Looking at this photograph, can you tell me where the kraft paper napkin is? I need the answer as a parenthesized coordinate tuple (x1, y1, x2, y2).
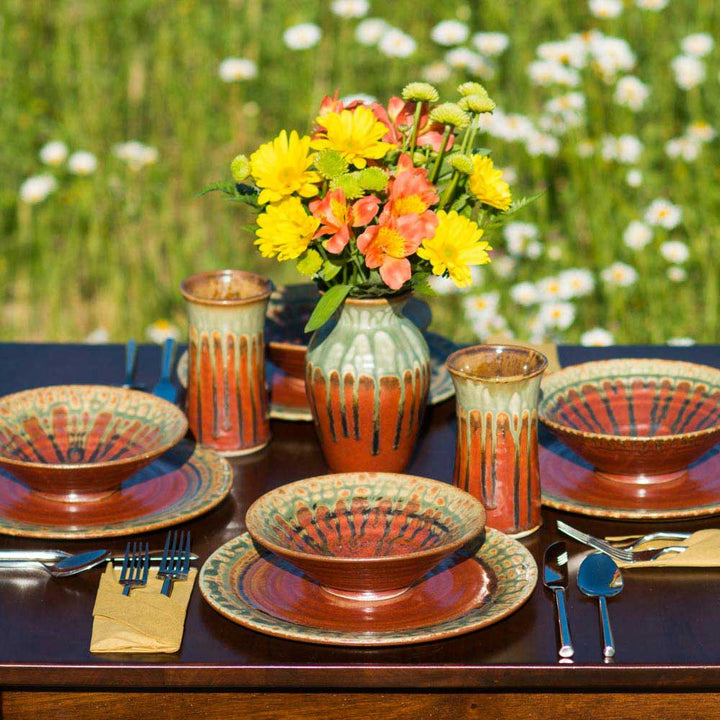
(90, 564, 196, 653)
(606, 529, 720, 569)
(485, 336, 562, 374)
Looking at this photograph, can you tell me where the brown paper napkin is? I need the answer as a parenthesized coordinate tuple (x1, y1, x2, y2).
(485, 336, 561, 374)
(90, 564, 196, 653)
(606, 529, 720, 569)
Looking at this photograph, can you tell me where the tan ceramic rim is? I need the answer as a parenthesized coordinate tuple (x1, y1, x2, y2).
(245, 472, 486, 567)
(180, 269, 273, 307)
(446, 344, 548, 384)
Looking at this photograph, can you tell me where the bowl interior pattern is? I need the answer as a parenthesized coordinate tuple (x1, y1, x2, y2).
(246, 473, 485, 560)
(540, 359, 720, 439)
(0, 385, 187, 466)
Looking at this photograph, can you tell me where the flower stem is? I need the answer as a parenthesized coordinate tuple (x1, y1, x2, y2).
(409, 102, 423, 153)
(429, 125, 453, 185)
(440, 170, 460, 209)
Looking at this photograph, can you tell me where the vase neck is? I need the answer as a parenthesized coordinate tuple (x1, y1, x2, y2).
(337, 296, 408, 330)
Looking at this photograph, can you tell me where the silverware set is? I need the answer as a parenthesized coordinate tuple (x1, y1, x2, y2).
(119, 530, 193, 597)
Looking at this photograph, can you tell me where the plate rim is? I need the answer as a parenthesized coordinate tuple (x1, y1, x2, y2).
(199, 527, 537, 646)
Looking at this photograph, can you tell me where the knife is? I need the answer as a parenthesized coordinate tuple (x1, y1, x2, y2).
(543, 541, 574, 659)
(0, 549, 199, 565)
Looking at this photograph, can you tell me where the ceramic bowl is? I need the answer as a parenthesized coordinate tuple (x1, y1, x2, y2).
(539, 358, 720, 485)
(0, 385, 188, 502)
(245, 472, 486, 602)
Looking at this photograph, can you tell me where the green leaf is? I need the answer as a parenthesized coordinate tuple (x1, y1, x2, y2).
(304, 284, 352, 333)
(196, 181, 260, 206)
(321, 260, 343, 281)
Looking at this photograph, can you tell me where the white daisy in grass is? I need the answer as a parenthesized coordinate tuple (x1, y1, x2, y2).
(526, 241, 543, 259)
(545, 92, 586, 114)
(528, 59, 580, 87)
(536, 276, 564, 302)
(39, 140, 68, 166)
(665, 136, 701, 161)
(510, 281, 539, 306)
(463, 291, 500, 322)
(445, 47, 482, 70)
(68, 151, 98, 176)
(614, 76, 649, 111)
(547, 244, 563, 261)
(589, 0, 623, 18)
(504, 222, 539, 257)
(575, 140, 595, 158)
(558, 268, 595, 298)
(218, 57, 257, 82)
(601, 262, 639, 287)
(113, 141, 159, 171)
(471, 313, 510, 342)
(538, 301, 576, 331)
(635, 0, 668, 9)
(19, 174, 57, 204)
(422, 61, 452, 84)
(283, 23, 322, 50)
(84, 328, 110, 344)
(667, 266, 687, 283)
(472, 32, 510, 57)
(500, 166, 517, 185)
(581, 327, 614, 346)
(671, 55, 705, 90)
(589, 35, 636, 80)
(430, 20, 469, 46)
(485, 110, 535, 143)
(525, 131, 560, 157)
(537, 38, 588, 69)
(492, 255, 516, 279)
(660, 240, 690, 264)
(681, 33, 714, 58)
(331, 0, 369, 18)
(667, 337, 695, 346)
(378, 28, 416, 57)
(145, 319, 181, 344)
(644, 199, 682, 229)
(625, 169, 643, 187)
(686, 121, 716, 143)
(623, 220, 652, 250)
(355, 18, 388, 45)
(601, 135, 643, 164)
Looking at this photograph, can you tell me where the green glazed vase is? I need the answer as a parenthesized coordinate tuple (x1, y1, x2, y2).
(305, 295, 431, 473)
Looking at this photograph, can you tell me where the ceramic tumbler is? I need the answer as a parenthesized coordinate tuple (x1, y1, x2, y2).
(180, 270, 272, 455)
(447, 345, 548, 538)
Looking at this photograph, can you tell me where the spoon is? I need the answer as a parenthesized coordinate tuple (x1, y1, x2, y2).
(577, 552, 624, 658)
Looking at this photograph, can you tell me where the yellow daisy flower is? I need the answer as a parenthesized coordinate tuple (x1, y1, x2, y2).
(250, 130, 320, 205)
(417, 210, 491, 288)
(255, 197, 320, 261)
(311, 106, 394, 169)
(467, 155, 512, 211)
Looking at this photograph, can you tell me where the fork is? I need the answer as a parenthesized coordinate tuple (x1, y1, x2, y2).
(605, 531, 692, 550)
(157, 529, 191, 597)
(557, 520, 688, 564)
(119, 541, 150, 595)
(152, 338, 178, 403)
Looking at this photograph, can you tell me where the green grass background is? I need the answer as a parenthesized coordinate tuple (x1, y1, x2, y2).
(2, 0, 719, 343)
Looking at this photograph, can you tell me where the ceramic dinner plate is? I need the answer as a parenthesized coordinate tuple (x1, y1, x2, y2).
(0, 441, 233, 539)
(177, 330, 460, 422)
(540, 435, 720, 520)
(199, 527, 537, 646)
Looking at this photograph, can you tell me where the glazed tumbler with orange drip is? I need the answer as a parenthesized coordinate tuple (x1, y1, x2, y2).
(447, 345, 548, 537)
(180, 269, 272, 456)
(305, 294, 430, 473)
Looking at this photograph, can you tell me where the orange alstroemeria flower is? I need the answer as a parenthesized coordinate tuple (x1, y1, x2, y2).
(357, 214, 431, 290)
(371, 97, 453, 153)
(309, 189, 380, 254)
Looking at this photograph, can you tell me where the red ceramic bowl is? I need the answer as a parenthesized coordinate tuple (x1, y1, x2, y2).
(245, 472, 486, 602)
(0, 385, 188, 502)
(539, 359, 720, 485)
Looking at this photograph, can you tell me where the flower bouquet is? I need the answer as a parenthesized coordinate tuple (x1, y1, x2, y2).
(209, 81, 524, 472)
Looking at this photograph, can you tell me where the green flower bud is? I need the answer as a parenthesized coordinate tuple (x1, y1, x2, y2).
(230, 154, 250, 183)
(330, 173, 364, 200)
(412, 151, 428, 166)
(459, 93, 496, 114)
(449, 154, 474, 174)
(401, 81, 440, 103)
(429, 103, 471, 129)
(296, 249, 323, 277)
(315, 149, 348, 179)
(457, 82, 488, 98)
(355, 167, 388, 192)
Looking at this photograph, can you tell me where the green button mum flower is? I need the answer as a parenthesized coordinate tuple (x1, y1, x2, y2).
(330, 173, 364, 199)
(401, 82, 440, 103)
(449, 154, 474, 174)
(230, 154, 250, 182)
(356, 167, 388, 192)
(315, 149, 349, 179)
(457, 82, 488, 98)
(459, 94, 496, 114)
(429, 103, 471, 129)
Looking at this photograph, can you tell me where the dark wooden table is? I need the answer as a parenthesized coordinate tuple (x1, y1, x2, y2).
(2, 343, 720, 720)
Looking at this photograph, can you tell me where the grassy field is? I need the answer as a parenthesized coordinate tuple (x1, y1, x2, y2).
(3, 0, 719, 345)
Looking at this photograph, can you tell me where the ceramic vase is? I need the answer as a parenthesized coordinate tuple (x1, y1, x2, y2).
(305, 295, 430, 473)
(447, 345, 548, 538)
(180, 269, 272, 455)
